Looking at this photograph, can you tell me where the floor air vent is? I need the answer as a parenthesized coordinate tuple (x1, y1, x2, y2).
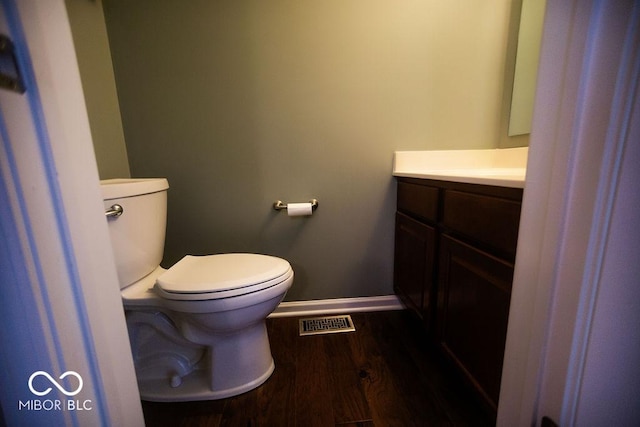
(299, 315, 356, 336)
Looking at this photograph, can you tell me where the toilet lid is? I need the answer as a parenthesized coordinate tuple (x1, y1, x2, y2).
(155, 254, 292, 300)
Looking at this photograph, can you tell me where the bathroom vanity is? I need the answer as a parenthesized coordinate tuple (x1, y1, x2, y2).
(392, 148, 526, 416)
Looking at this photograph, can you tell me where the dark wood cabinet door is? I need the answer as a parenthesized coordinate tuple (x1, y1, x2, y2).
(437, 234, 513, 411)
(394, 212, 436, 328)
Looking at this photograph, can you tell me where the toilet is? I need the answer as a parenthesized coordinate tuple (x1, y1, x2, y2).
(100, 178, 293, 401)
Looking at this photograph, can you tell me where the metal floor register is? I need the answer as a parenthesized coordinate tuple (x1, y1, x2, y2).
(299, 315, 356, 336)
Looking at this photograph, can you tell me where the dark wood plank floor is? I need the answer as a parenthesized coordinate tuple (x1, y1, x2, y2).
(141, 310, 492, 426)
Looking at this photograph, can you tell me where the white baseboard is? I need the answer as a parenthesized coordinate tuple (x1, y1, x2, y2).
(269, 295, 405, 318)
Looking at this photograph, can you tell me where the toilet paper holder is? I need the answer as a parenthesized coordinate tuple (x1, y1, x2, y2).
(273, 199, 319, 212)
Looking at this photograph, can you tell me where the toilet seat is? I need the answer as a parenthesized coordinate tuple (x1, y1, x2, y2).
(155, 254, 292, 301)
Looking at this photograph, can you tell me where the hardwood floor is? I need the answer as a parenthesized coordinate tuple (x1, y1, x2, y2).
(141, 310, 492, 426)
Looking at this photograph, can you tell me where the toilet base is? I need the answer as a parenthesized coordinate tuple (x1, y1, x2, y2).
(133, 319, 277, 401)
(138, 358, 275, 402)
(124, 274, 292, 402)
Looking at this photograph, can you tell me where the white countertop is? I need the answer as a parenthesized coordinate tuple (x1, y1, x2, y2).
(393, 147, 527, 188)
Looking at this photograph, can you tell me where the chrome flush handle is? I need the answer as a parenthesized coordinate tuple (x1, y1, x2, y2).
(105, 204, 123, 218)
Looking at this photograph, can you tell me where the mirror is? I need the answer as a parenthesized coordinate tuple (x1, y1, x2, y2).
(508, 0, 547, 136)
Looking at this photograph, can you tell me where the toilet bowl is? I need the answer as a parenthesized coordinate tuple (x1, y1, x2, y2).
(101, 178, 293, 401)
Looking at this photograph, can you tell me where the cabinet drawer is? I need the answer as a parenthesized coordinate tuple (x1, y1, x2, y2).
(397, 182, 439, 222)
(443, 190, 521, 258)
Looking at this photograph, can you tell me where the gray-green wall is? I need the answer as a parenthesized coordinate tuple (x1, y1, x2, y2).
(98, 0, 515, 301)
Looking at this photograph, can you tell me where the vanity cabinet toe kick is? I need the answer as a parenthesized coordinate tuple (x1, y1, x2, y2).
(393, 177, 523, 418)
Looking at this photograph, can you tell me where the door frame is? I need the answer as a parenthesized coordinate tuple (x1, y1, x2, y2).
(498, 0, 640, 425)
(0, 0, 143, 425)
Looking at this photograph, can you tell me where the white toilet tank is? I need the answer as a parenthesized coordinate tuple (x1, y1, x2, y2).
(101, 178, 169, 289)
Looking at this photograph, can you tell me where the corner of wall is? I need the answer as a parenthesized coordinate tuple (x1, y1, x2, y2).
(65, 0, 130, 179)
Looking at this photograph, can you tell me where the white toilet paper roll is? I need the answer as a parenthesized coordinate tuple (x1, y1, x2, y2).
(287, 202, 313, 216)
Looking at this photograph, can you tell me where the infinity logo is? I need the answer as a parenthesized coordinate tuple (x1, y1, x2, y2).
(28, 371, 83, 397)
